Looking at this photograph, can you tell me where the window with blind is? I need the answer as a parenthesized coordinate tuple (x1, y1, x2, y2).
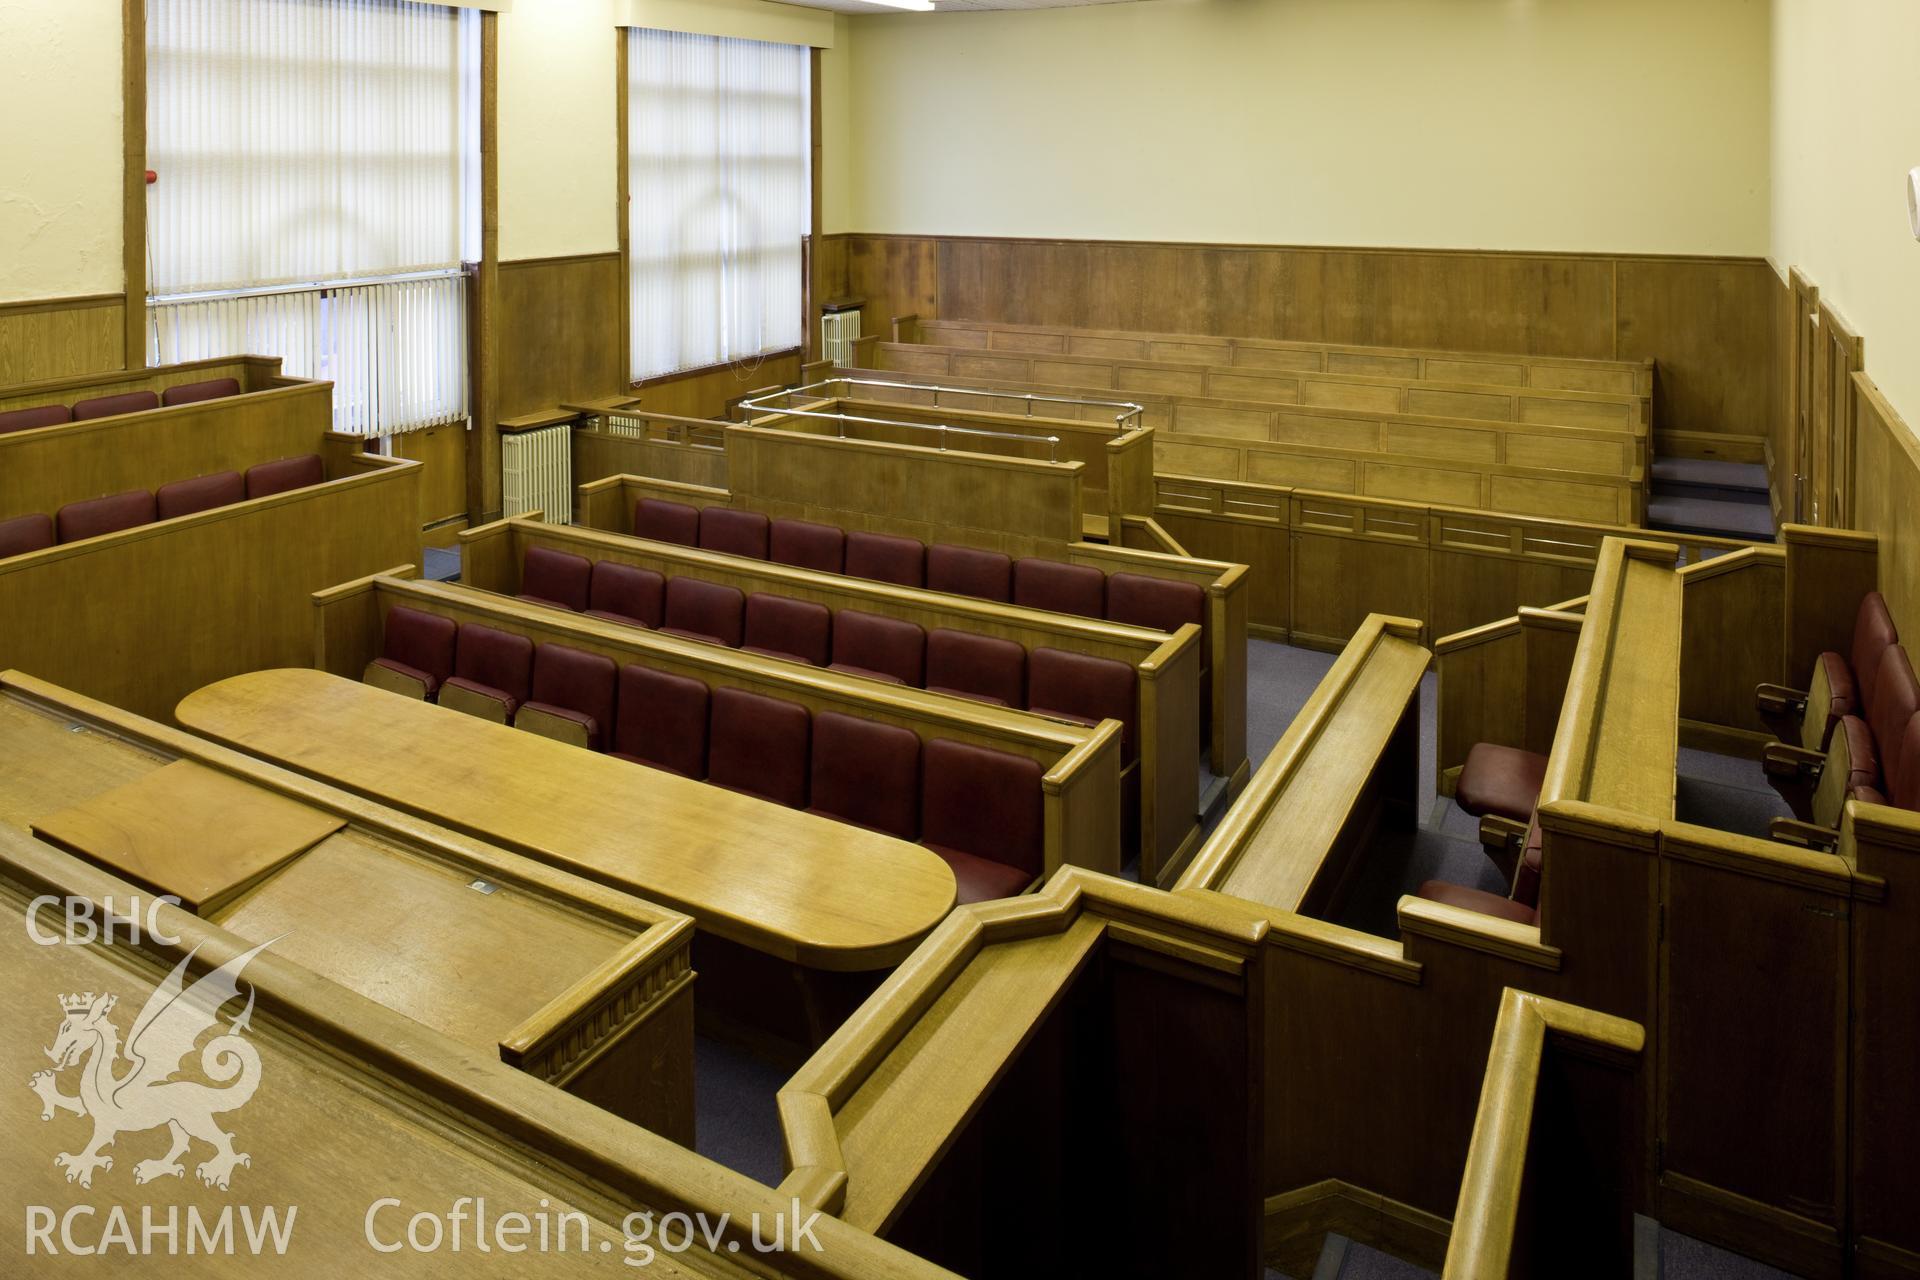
(145, 0, 480, 436)
(625, 29, 811, 382)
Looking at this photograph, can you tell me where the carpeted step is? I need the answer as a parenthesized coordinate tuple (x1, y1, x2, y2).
(1650, 457, 1771, 505)
(1647, 495, 1776, 541)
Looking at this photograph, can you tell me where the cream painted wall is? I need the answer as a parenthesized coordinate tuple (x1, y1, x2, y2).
(498, 0, 621, 261)
(1772, 0, 1920, 431)
(821, 16, 853, 233)
(842, 0, 1771, 256)
(0, 0, 124, 303)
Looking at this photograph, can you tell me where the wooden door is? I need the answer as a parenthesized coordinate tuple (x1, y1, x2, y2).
(1818, 304, 1864, 530)
(1787, 270, 1819, 524)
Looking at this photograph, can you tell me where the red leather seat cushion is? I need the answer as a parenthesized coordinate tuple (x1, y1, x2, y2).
(526, 643, 618, 750)
(245, 453, 325, 499)
(589, 561, 665, 629)
(635, 498, 700, 547)
(830, 610, 926, 686)
(56, 489, 157, 543)
(1105, 571, 1205, 636)
(922, 738, 1044, 882)
(709, 687, 810, 808)
(613, 665, 709, 779)
(155, 470, 245, 520)
(1875, 712, 1920, 811)
(1812, 651, 1859, 748)
(0, 403, 72, 434)
(927, 543, 1013, 602)
(743, 594, 833, 667)
(72, 390, 159, 421)
(1013, 558, 1106, 619)
(520, 546, 592, 612)
(662, 577, 745, 647)
(926, 628, 1026, 709)
(381, 606, 457, 694)
(1836, 715, 1883, 793)
(1454, 743, 1549, 822)
(0, 513, 55, 559)
(161, 377, 241, 406)
(698, 507, 771, 560)
(844, 531, 926, 587)
(1028, 647, 1137, 761)
(769, 518, 845, 573)
(806, 711, 921, 840)
(450, 623, 534, 715)
(927, 843, 1033, 905)
(1417, 880, 1538, 926)
(1868, 645, 1920, 782)
(1852, 592, 1899, 712)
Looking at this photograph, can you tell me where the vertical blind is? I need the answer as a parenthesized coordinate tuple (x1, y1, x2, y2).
(626, 29, 810, 382)
(146, 0, 479, 435)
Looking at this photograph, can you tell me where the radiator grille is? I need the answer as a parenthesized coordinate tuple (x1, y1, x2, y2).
(502, 423, 572, 524)
(822, 310, 862, 364)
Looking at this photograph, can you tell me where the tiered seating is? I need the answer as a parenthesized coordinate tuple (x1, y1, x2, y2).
(1756, 589, 1898, 750)
(0, 376, 240, 434)
(2, 452, 327, 555)
(1763, 643, 1920, 846)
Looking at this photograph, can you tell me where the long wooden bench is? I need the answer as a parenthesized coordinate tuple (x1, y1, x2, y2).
(899, 315, 1655, 401)
(0, 669, 696, 1143)
(459, 514, 1204, 882)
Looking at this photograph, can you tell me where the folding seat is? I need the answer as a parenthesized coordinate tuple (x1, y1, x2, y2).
(515, 643, 618, 750)
(1415, 818, 1543, 926)
(844, 530, 926, 587)
(660, 577, 745, 647)
(55, 489, 156, 543)
(0, 404, 71, 434)
(1451, 742, 1549, 880)
(245, 453, 325, 499)
(586, 560, 665, 629)
(155, 470, 244, 520)
(925, 628, 1026, 707)
(698, 507, 771, 560)
(1850, 713, 1920, 811)
(611, 665, 709, 779)
(161, 377, 242, 406)
(806, 711, 921, 839)
(743, 593, 833, 666)
(769, 518, 845, 574)
(1027, 647, 1138, 761)
(708, 686, 810, 808)
(634, 498, 700, 547)
(363, 605, 458, 700)
(921, 738, 1045, 904)
(1768, 643, 1919, 818)
(1756, 591, 1897, 750)
(0, 513, 55, 560)
(1013, 557, 1105, 619)
(829, 610, 926, 686)
(439, 624, 535, 724)
(71, 390, 160, 421)
(927, 543, 1012, 602)
(519, 546, 592, 611)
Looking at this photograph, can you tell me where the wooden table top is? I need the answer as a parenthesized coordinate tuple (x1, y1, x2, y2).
(176, 668, 957, 970)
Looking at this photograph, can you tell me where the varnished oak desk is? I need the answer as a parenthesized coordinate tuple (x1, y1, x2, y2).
(177, 668, 958, 976)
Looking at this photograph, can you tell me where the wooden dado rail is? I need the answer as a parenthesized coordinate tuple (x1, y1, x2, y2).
(1177, 614, 1426, 915)
(0, 671, 696, 1145)
(840, 365, 1646, 527)
(0, 355, 332, 522)
(577, 473, 1251, 793)
(898, 315, 1655, 401)
(314, 573, 1125, 884)
(460, 515, 1203, 882)
(0, 450, 420, 720)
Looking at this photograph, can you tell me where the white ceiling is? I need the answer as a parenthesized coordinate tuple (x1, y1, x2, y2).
(785, 0, 1146, 12)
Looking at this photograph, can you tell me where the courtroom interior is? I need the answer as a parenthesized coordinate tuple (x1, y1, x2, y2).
(1, 0, 1916, 1276)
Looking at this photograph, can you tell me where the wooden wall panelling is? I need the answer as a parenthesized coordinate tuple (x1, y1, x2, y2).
(1766, 265, 1794, 523)
(392, 421, 472, 543)
(0, 296, 127, 384)
(1675, 549, 1787, 751)
(1817, 304, 1864, 529)
(496, 253, 626, 418)
(844, 235, 938, 337)
(1614, 257, 1777, 441)
(638, 351, 804, 420)
(1848, 375, 1920, 646)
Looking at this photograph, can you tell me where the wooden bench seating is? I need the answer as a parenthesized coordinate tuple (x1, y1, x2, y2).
(0, 669, 695, 1142)
(458, 515, 1205, 882)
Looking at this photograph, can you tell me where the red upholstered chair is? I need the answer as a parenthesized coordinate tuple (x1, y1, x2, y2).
(245, 454, 325, 499)
(1867, 645, 1920, 782)
(1759, 590, 1897, 750)
(1027, 647, 1138, 762)
(661, 577, 745, 647)
(1452, 742, 1549, 882)
(635, 498, 700, 547)
(1013, 557, 1105, 619)
(612, 665, 709, 779)
(927, 543, 1012, 602)
(743, 594, 833, 666)
(161, 377, 241, 406)
(922, 738, 1044, 904)
(364, 605, 458, 700)
(0, 404, 72, 434)
(516, 643, 618, 750)
(1415, 818, 1544, 926)
(709, 686, 810, 808)
(844, 530, 926, 587)
(439, 623, 535, 724)
(1105, 572, 1204, 634)
(154, 470, 244, 520)
(56, 489, 156, 543)
(1852, 713, 1920, 810)
(72, 390, 160, 421)
(769, 518, 845, 574)
(519, 546, 592, 611)
(925, 628, 1026, 707)
(829, 610, 926, 686)
(0, 513, 55, 560)
(806, 711, 921, 839)
(698, 507, 771, 560)
(587, 561, 665, 629)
